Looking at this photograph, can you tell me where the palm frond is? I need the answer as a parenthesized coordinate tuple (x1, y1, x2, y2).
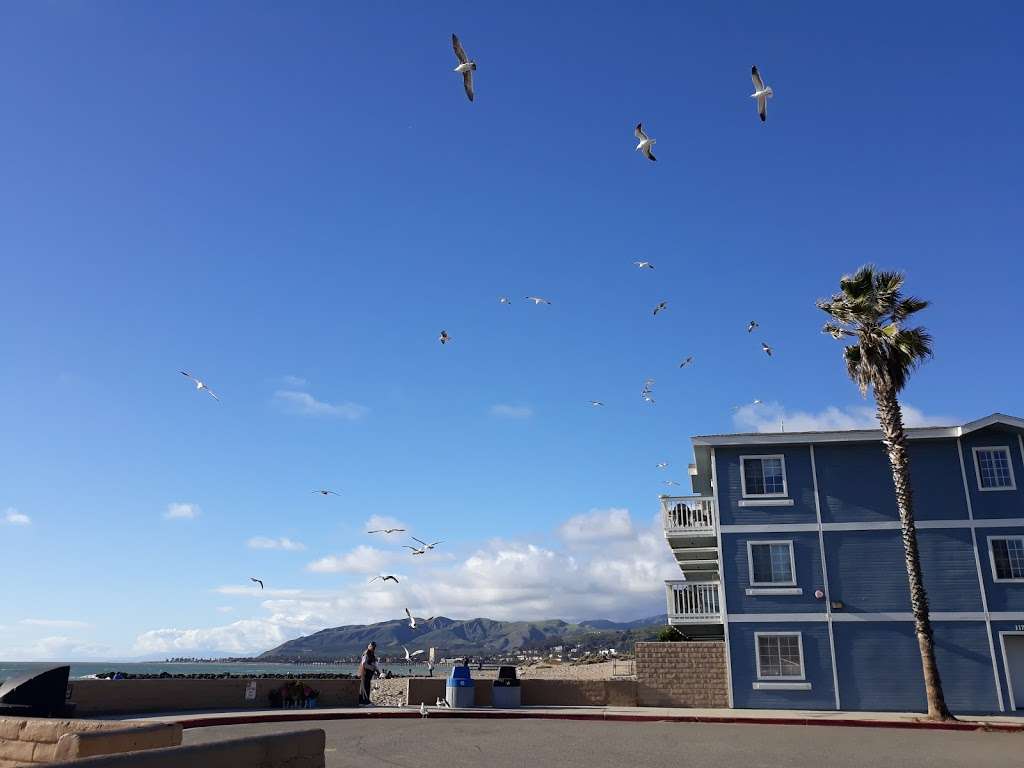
(891, 296, 929, 323)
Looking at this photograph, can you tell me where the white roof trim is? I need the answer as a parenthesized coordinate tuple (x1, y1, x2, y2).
(691, 413, 1023, 448)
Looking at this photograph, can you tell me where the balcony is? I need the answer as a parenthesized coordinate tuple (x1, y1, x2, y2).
(661, 495, 717, 537)
(665, 580, 722, 626)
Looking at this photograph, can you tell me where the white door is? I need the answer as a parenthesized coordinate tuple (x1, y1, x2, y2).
(1006, 635, 1024, 710)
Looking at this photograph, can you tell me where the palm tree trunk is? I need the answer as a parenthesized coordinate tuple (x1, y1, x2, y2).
(876, 388, 954, 720)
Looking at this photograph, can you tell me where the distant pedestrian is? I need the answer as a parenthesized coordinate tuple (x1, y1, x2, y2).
(427, 661, 435, 677)
(358, 642, 379, 705)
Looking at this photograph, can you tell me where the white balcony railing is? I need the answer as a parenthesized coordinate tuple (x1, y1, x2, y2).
(661, 495, 717, 535)
(666, 581, 722, 623)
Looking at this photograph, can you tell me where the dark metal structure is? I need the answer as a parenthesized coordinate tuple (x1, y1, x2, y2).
(0, 665, 76, 717)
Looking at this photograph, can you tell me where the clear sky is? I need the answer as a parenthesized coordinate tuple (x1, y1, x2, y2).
(1, 2, 1022, 659)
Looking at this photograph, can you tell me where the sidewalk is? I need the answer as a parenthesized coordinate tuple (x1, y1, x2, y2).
(127, 705, 1024, 733)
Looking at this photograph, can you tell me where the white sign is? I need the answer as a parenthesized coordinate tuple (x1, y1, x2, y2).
(1015, 625, 1024, 632)
(244, 681, 257, 701)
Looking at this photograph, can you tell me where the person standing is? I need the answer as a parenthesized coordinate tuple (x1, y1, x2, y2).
(357, 642, 379, 705)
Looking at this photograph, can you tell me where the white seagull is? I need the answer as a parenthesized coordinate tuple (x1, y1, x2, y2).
(761, 342, 774, 357)
(524, 296, 551, 305)
(634, 123, 656, 162)
(663, 480, 681, 487)
(368, 575, 400, 584)
(451, 34, 476, 102)
(641, 378, 655, 404)
(750, 66, 774, 123)
(656, 462, 668, 470)
(405, 608, 417, 629)
(180, 371, 220, 401)
(652, 301, 668, 316)
(403, 646, 425, 662)
(499, 296, 511, 305)
(411, 537, 443, 551)
(312, 489, 341, 496)
(368, 528, 405, 535)
(439, 330, 451, 345)
(588, 400, 605, 407)
(634, 261, 655, 269)
(679, 356, 694, 368)
(404, 545, 427, 556)
(420, 702, 429, 718)
(747, 320, 759, 333)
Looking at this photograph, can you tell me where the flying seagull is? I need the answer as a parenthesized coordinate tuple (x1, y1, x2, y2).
(180, 371, 220, 402)
(405, 607, 417, 629)
(588, 400, 605, 407)
(439, 330, 451, 345)
(403, 646, 425, 662)
(761, 342, 774, 357)
(750, 66, 774, 123)
(662, 480, 681, 487)
(656, 462, 668, 470)
(641, 378, 655, 404)
(411, 537, 443, 551)
(404, 545, 427, 556)
(368, 528, 405, 534)
(747, 320, 759, 333)
(524, 296, 551, 305)
(732, 399, 763, 412)
(368, 575, 400, 584)
(652, 301, 668, 316)
(250, 577, 264, 590)
(451, 34, 476, 102)
(312, 489, 341, 496)
(634, 123, 656, 162)
(634, 261, 655, 269)
(499, 296, 511, 305)
(679, 356, 694, 368)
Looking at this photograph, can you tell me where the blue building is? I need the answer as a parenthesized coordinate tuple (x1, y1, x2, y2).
(662, 413, 1024, 714)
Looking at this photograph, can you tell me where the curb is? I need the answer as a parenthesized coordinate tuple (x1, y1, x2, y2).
(174, 709, 1024, 734)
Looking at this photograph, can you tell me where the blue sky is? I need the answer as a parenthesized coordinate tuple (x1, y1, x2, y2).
(1, 2, 1022, 659)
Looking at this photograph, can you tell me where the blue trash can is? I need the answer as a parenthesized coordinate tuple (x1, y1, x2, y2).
(445, 665, 475, 708)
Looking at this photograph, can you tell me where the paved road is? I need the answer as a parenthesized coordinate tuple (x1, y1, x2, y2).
(183, 718, 1023, 768)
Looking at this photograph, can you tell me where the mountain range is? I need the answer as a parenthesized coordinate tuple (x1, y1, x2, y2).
(258, 615, 666, 660)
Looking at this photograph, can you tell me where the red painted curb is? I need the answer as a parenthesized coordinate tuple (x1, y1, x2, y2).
(174, 709, 1024, 734)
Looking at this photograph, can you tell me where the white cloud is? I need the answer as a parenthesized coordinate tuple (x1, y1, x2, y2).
(3, 508, 31, 526)
(216, 607, 235, 614)
(558, 507, 635, 544)
(247, 536, 306, 551)
(489, 404, 534, 419)
(732, 401, 956, 433)
(307, 545, 393, 574)
(164, 502, 200, 520)
(273, 390, 368, 420)
(1, 636, 111, 661)
(19, 619, 91, 628)
(136, 509, 678, 655)
(281, 375, 308, 388)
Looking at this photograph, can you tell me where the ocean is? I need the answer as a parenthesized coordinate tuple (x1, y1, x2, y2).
(0, 660, 434, 683)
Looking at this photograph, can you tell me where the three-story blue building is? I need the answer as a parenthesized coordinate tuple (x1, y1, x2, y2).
(661, 412, 1024, 714)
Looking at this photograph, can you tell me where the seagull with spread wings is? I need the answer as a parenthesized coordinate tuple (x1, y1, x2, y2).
(403, 646, 425, 662)
(656, 462, 669, 470)
(368, 575, 400, 584)
(451, 34, 476, 102)
(180, 371, 220, 402)
(405, 608, 418, 629)
(313, 489, 341, 496)
(747, 320, 759, 333)
(368, 527, 405, 535)
(439, 330, 451, 345)
(412, 537, 443, 551)
(634, 123, 656, 161)
(750, 66, 774, 123)
(588, 400, 605, 407)
(404, 545, 427, 556)
(250, 577, 264, 590)
(679, 356, 694, 368)
(524, 296, 551, 305)
(761, 342, 774, 357)
(634, 261, 655, 269)
(652, 301, 668, 316)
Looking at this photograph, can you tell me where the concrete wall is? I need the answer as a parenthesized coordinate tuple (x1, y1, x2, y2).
(70, 678, 360, 715)
(405, 678, 637, 707)
(0, 717, 181, 767)
(46, 729, 325, 768)
(635, 642, 729, 708)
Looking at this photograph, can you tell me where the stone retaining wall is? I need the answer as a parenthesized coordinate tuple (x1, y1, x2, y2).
(46, 728, 325, 768)
(405, 678, 638, 707)
(635, 641, 729, 707)
(0, 717, 181, 767)
(69, 678, 360, 715)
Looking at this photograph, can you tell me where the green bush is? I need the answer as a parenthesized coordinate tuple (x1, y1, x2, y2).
(656, 626, 683, 642)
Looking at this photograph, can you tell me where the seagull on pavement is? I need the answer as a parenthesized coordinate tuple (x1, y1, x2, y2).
(406, 608, 417, 629)
(313, 489, 341, 496)
(411, 537, 443, 551)
(747, 320, 759, 333)
(679, 356, 694, 368)
(761, 342, 774, 357)
(420, 702, 429, 718)
(634, 261, 655, 269)
(368, 528, 405, 535)
(439, 330, 451, 345)
(634, 123, 656, 161)
(435, 697, 449, 708)
(368, 575, 400, 584)
(404, 646, 425, 662)
(524, 296, 551, 305)
(750, 66, 774, 123)
(250, 577, 264, 590)
(451, 34, 476, 102)
(652, 301, 668, 316)
(588, 400, 605, 407)
(180, 371, 220, 402)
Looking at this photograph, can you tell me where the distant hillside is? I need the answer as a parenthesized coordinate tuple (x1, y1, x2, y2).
(258, 615, 665, 660)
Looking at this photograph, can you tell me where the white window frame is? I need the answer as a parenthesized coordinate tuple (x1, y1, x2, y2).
(746, 540, 797, 587)
(740, 454, 789, 499)
(987, 535, 1024, 583)
(754, 631, 806, 681)
(972, 446, 1017, 492)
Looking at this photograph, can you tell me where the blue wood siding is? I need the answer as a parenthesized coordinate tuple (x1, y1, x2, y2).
(962, 429, 1024, 520)
(728, 622, 836, 710)
(722, 533, 825, 614)
(814, 439, 967, 524)
(715, 445, 817, 525)
(918, 528, 985, 612)
(975, 526, 1024, 612)
(832, 621, 997, 713)
(824, 530, 911, 612)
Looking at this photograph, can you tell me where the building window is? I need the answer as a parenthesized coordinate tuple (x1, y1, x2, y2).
(748, 541, 796, 586)
(755, 633, 805, 680)
(740, 455, 788, 497)
(973, 446, 1016, 491)
(990, 536, 1024, 582)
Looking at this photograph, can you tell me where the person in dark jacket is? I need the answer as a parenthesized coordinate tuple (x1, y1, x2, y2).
(357, 642, 379, 705)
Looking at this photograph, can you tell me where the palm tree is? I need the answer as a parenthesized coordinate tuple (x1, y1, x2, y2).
(817, 265, 953, 721)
